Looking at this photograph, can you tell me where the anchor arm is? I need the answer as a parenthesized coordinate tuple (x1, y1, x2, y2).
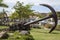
(40, 4, 58, 33)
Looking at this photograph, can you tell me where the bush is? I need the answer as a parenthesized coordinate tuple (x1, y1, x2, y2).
(45, 24, 53, 29)
(8, 31, 34, 40)
(55, 25, 60, 31)
(20, 34, 34, 40)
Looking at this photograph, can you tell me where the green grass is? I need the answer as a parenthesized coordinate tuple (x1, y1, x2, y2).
(0, 26, 60, 40)
(0, 26, 8, 29)
(31, 28, 60, 40)
(5, 29, 60, 40)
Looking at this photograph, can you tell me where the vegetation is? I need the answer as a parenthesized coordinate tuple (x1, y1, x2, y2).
(0, 27, 60, 40)
(55, 25, 60, 31)
(13, 1, 34, 19)
(9, 12, 19, 20)
(0, 0, 8, 8)
(0, 26, 8, 29)
(31, 29, 60, 40)
(44, 24, 53, 29)
(0, 9, 7, 18)
(56, 12, 60, 20)
(56, 12, 60, 17)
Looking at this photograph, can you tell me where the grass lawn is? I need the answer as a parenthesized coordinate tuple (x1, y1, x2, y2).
(0, 26, 8, 29)
(31, 28, 60, 40)
(0, 26, 60, 40)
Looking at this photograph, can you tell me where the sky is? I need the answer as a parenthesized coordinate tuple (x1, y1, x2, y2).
(0, 0, 60, 15)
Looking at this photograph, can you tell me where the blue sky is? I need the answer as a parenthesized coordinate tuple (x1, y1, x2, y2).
(0, 0, 60, 15)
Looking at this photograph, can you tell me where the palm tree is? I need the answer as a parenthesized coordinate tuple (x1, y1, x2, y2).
(0, 0, 8, 8)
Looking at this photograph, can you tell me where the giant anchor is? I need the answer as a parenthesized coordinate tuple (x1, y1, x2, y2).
(24, 4, 58, 33)
(0, 4, 58, 39)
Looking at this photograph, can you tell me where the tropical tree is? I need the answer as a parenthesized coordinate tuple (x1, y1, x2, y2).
(9, 12, 19, 20)
(0, 0, 8, 7)
(10, 1, 44, 21)
(13, 1, 34, 19)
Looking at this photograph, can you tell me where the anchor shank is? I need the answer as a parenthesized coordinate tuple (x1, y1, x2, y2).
(24, 15, 52, 26)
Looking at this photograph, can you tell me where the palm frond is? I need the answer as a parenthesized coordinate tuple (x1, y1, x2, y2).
(0, 3, 8, 8)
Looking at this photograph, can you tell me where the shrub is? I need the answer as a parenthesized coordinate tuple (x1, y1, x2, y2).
(55, 25, 60, 31)
(20, 34, 34, 40)
(44, 24, 53, 29)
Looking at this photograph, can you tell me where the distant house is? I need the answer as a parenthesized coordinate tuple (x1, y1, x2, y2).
(40, 13, 49, 16)
(29, 15, 40, 22)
